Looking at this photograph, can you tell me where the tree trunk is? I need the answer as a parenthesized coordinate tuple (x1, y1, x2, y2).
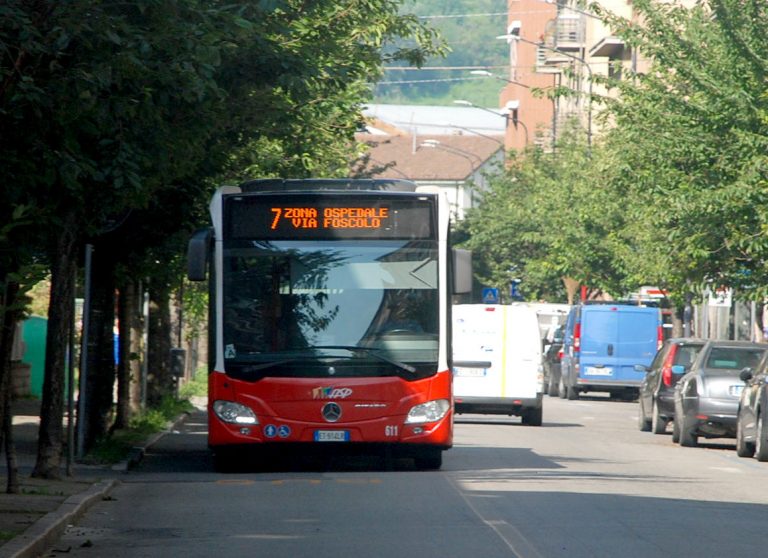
(114, 279, 142, 429)
(563, 277, 579, 305)
(81, 249, 117, 451)
(0, 280, 21, 493)
(3, 398, 19, 494)
(147, 284, 173, 407)
(755, 302, 766, 342)
(33, 215, 77, 480)
(131, 281, 145, 412)
(670, 304, 684, 338)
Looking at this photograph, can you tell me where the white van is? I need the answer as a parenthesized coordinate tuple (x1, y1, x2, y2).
(452, 303, 544, 426)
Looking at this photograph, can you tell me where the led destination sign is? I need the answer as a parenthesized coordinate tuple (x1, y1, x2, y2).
(270, 206, 390, 231)
(226, 195, 434, 240)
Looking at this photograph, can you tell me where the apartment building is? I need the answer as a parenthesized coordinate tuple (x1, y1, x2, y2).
(502, 0, 687, 152)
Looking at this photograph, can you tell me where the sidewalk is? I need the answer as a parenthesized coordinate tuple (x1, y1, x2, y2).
(0, 398, 194, 558)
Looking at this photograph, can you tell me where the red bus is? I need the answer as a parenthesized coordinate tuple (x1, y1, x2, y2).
(187, 179, 471, 471)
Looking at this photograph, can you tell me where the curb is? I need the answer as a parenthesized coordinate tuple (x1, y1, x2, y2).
(0, 406, 200, 558)
(111, 410, 193, 473)
(0, 479, 118, 558)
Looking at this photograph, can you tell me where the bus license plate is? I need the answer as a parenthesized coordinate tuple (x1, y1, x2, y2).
(586, 366, 612, 376)
(314, 430, 350, 442)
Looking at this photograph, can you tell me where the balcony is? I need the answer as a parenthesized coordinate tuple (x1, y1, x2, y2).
(553, 14, 585, 51)
(590, 35, 625, 59)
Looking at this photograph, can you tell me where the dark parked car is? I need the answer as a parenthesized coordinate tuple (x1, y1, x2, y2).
(673, 340, 768, 447)
(543, 324, 565, 397)
(637, 337, 705, 434)
(736, 352, 768, 461)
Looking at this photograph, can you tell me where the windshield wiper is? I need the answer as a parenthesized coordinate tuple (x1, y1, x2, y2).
(311, 345, 417, 375)
(235, 347, 417, 376)
(242, 359, 301, 372)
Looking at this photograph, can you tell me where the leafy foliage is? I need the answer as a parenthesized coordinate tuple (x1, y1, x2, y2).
(462, 0, 768, 305)
(1, 0, 447, 476)
(459, 122, 615, 303)
(592, 0, 768, 301)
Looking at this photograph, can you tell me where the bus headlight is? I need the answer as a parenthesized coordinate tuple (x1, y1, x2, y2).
(405, 399, 450, 424)
(213, 400, 258, 425)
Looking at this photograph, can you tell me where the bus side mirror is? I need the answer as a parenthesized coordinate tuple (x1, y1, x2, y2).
(452, 248, 472, 294)
(187, 228, 213, 281)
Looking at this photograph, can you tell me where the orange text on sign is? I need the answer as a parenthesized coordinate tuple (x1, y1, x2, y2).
(270, 207, 389, 230)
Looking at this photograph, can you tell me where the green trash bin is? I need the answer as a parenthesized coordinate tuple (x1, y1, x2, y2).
(22, 316, 48, 399)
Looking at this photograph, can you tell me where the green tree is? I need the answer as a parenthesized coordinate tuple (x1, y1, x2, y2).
(1, 0, 445, 479)
(593, 0, 768, 307)
(460, 123, 621, 303)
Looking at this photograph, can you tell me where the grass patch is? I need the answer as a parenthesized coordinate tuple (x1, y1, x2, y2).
(0, 531, 16, 543)
(20, 487, 65, 496)
(178, 370, 207, 399)
(84, 397, 194, 465)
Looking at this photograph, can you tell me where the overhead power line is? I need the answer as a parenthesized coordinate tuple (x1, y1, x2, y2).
(385, 65, 509, 71)
(416, 10, 558, 19)
(417, 12, 507, 19)
(384, 65, 544, 72)
(377, 77, 486, 85)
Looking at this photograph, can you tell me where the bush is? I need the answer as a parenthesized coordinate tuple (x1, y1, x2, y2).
(178, 369, 207, 399)
(84, 396, 193, 464)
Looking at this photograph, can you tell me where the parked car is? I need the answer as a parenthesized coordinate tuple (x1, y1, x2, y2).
(673, 340, 768, 447)
(559, 303, 662, 400)
(735, 352, 768, 460)
(637, 338, 706, 434)
(543, 324, 565, 397)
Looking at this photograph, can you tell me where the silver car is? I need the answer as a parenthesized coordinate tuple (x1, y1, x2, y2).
(735, 352, 768, 460)
(673, 340, 768, 447)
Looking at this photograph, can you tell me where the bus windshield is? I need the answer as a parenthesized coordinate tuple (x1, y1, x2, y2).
(221, 239, 439, 379)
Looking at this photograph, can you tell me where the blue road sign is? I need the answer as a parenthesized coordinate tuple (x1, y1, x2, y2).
(482, 287, 499, 304)
(510, 279, 522, 300)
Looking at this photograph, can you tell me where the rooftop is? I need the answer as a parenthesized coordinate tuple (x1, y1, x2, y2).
(355, 133, 504, 181)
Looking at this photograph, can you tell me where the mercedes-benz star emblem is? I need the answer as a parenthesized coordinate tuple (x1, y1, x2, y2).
(322, 402, 342, 423)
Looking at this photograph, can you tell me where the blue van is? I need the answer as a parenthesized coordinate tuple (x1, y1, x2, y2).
(559, 303, 661, 400)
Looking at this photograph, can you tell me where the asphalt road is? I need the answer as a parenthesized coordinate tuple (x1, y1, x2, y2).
(42, 394, 768, 558)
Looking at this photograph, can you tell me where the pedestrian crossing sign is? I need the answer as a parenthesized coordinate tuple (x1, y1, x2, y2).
(482, 288, 499, 304)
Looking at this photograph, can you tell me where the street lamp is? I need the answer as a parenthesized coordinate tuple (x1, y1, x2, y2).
(504, 100, 529, 145)
(454, 99, 529, 145)
(498, 23, 593, 149)
(418, 141, 479, 221)
(469, 69, 531, 89)
(453, 99, 507, 118)
(438, 121, 504, 146)
(420, 139, 481, 166)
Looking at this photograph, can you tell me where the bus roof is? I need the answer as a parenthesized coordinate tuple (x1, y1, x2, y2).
(239, 178, 418, 193)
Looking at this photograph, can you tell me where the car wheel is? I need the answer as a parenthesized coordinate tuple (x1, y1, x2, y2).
(213, 448, 243, 473)
(736, 413, 755, 458)
(671, 418, 680, 443)
(638, 400, 651, 432)
(651, 401, 668, 435)
(558, 376, 567, 399)
(755, 410, 768, 462)
(679, 413, 698, 447)
(548, 376, 559, 397)
(414, 449, 443, 470)
(522, 406, 543, 426)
